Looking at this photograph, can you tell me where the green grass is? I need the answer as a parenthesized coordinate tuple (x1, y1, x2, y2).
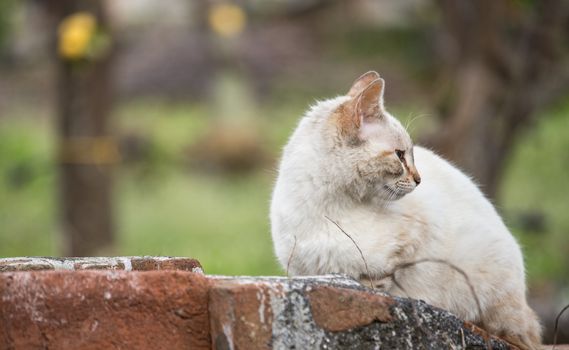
(117, 170, 280, 275)
(0, 98, 568, 282)
(0, 117, 58, 256)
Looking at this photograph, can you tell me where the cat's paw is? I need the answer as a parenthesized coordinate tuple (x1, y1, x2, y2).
(358, 275, 392, 291)
(486, 303, 542, 350)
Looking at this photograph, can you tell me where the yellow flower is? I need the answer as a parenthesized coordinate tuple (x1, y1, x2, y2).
(208, 3, 246, 38)
(58, 12, 96, 60)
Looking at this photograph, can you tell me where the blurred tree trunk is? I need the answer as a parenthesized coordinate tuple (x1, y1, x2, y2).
(425, 0, 569, 198)
(44, 0, 116, 256)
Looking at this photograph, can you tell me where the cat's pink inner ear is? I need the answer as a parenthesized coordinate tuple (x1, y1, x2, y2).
(356, 78, 385, 123)
(347, 71, 380, 98)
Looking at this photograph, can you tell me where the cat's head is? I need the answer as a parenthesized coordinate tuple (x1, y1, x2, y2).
(315, 71, 421, 202)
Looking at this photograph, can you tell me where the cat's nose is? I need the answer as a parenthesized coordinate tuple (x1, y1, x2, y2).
(412, 172, 421, 185)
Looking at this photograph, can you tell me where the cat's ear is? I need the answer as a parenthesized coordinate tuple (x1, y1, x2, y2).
(347, 71, 380, 98)
(337, 77, 385, 140)
(355, 78, 385, 124)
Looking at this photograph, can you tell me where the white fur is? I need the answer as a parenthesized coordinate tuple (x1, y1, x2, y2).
(270, 94, 541, 348)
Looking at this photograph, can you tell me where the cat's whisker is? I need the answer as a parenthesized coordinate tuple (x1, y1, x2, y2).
(405, 113, 430, 135)
(404, 111, 414, 132)
(404, 111, 419, 132)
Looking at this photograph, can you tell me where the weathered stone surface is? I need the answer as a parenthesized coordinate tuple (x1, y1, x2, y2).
(208, 275, 519, 350)
(0, 256, 203, 273)
(0, 270, 210, 349)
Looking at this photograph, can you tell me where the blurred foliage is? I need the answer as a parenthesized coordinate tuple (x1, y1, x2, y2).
(330, 26, 433, 76)
(500, 97, 569, 287)
(0, 0, 16, 57)
(208, 3, 247, 38)
(58, 12, 96, 60)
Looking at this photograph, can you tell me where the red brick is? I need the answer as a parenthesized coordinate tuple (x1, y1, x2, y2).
(0, 270, 210, 350)
(209, 280, 274, 350)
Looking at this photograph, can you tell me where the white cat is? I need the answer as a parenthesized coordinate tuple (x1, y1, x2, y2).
(270, 71, 541, 349)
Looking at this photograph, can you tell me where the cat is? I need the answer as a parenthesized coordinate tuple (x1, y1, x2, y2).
(270, 71, 541, 349)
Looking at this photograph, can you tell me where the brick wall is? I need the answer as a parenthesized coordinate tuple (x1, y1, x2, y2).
(0, 257, 562, 349)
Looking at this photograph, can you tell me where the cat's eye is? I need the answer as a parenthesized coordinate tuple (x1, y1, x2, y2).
(395, 150, 405, 161)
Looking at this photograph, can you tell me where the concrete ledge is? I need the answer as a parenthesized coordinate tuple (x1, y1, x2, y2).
(0, 256, 203, 273)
